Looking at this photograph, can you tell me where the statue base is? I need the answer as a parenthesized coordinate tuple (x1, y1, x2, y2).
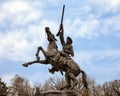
(40, 90, 78, 96)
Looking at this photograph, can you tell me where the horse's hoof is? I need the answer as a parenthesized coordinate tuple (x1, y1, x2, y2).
(22, 63, 28, 67)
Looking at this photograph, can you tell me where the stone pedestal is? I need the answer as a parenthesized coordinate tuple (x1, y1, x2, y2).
(40, 90, 78, 96)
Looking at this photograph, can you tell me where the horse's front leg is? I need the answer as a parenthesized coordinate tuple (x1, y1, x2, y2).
(35, 46, 42, 61)
(23, 60, 48, 67)
(37, 46, 50, 58)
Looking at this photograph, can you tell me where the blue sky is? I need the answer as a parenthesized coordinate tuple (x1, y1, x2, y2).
(0, 0, 120, 86)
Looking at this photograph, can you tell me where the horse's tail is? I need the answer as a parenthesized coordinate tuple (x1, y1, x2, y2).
(81, 70, 88, 89)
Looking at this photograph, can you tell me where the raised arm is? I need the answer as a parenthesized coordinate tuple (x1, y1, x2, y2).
(59, 24, 65, 46)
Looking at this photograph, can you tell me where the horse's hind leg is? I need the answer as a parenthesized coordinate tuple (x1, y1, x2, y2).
(23, 60, 48, 67)
(60, 72, 78, 90)
(68, 72, 78, 89)
(36, 46, 41, 61)
(60, 73, 71, 90)
(23, 60, 38, 67)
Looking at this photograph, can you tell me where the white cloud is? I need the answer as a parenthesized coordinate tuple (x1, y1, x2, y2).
(0, 0, 42, 26)
(1, 73, 15, 86)
(101, 15, 120, 36)
(0, 0, 60, 62)
(64, 13, 120, 39)
(48, 0, 60, 4)
(61, 0, 120, 39)
(64, 18, 100, 39)
(2, 0, 30, 13)
(74, 49, 120, 83)
(89, 0, 120, 13)
(0, 26, 45, 61)
(75, 49, 120, 64)
(74, 49, 120, 71)
(102, 49, 120, 59)
(74, 51, 93, 67)
(0, 18, 59, 62)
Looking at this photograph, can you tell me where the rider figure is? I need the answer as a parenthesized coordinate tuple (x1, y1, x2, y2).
(59, 24, 74, 59)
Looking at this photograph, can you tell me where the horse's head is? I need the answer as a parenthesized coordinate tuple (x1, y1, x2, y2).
(45, 27, 57, 42)
(45, 27, 58, 50)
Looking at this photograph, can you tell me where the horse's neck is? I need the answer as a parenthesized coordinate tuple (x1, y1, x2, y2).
(47, 41, 57, 51)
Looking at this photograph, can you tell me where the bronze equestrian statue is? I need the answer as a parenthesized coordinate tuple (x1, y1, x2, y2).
(23, 27, 88, 90)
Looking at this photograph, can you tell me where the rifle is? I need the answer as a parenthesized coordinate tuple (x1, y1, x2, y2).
(56, 5, 65, 36)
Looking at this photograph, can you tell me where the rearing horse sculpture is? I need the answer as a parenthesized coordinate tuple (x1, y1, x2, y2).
(23, 27, 88, 90)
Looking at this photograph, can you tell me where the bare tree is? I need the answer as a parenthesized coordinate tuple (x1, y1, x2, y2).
(33, 83, 43, 96)
(9, 74, 34, 96)
(0, 78, 8, 96)
(41, 75, 89, 96)
(102, 79, 120, 96)
(2, 73, 119, 96)
(42, 76, 66, 91)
